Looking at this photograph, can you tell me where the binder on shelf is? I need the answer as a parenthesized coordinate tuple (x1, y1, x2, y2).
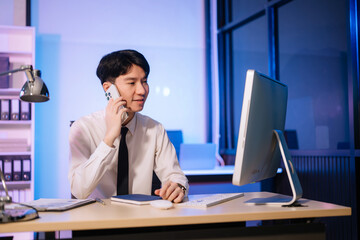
(12, 159, 22, 181)
(19, 189, 26, 202)
(3, 159, 12, 181)
(20, 101, 31, 120)
(1, 99, 10, 120)
(11, 99, 20, 120)
(12, 189, 19, 203)
(0, 56, 10, 88)
(0, 159, 3, 173)
(25, 189, 31, 201)
(22, 158, 31, 181)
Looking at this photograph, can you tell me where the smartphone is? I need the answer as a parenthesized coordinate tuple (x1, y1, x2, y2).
(105, 84, 129, 123)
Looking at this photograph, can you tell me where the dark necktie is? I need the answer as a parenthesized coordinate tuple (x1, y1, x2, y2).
(117, 127, 129, 195)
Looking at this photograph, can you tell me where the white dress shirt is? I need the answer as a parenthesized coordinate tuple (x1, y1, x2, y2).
(68, 110, 188, 199)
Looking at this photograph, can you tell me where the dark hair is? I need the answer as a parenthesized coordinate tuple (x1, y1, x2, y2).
(96, 49, 150, 85)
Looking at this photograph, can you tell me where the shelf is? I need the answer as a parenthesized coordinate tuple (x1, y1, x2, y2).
(0, 26, 35, 214)
(0, 181, 31, 190)
(0, 152, 31, 156)
(0, 120, 31, 125)
(2, 181, 31, 185)
(0, 25, 35, 33)
(0, 50, 32, 55)
(0, 88, 21, 96)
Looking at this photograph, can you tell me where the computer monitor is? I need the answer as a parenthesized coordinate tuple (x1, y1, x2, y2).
(232, 69, 302, 206)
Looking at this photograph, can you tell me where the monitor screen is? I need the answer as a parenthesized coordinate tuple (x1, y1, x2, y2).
(232, 70, 302, 205)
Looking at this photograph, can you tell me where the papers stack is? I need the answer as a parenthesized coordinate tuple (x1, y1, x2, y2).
(0, 138, 29, 152)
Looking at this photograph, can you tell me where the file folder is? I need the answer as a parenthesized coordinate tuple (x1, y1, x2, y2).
(12, 189, 19, 202)
(12, 159, 22, 181)
(20, 101, 30, 120)
(11, 99, 20, 120)
(1, 99, 10, 120)
(19, 189, 26, 202)
(0, 56, 10, 88)
(3, 159, 12, 181)
(25, 189, 31, 201)
(22, 158, 31, 181)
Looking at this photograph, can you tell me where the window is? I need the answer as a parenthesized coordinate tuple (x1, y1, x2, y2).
(218, 0, 352, 153)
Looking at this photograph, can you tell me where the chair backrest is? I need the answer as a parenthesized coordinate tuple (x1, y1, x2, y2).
(166, 130, 183, 159)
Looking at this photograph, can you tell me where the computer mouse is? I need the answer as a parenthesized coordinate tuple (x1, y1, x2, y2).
(150, 200, 173, 210)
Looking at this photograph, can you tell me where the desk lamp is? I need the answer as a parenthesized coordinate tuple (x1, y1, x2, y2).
(0, 65, 49, 222)
(0, 65, 50, 102)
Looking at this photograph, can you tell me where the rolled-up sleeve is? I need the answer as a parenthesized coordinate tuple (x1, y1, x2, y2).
(68, 120, 117, 199)
(154, 125, 189, 195)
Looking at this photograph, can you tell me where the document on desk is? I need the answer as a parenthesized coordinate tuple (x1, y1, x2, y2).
(111, 194, 161, 205)
(18, 198, 96, 211)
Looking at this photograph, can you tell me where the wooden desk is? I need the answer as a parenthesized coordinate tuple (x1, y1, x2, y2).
(0, 192, 351, 239)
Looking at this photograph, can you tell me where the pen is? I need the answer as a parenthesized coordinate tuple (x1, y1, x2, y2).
(95, 198, 106, 205)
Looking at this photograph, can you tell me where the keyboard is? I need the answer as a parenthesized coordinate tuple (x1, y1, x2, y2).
(177, 192, 244, 208)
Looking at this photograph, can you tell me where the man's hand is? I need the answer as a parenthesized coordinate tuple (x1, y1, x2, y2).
(103, 97, 128, 147)
(154, 181, 185, 203)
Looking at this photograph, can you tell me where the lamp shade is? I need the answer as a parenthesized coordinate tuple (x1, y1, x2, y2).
(20, 70, 50, 102)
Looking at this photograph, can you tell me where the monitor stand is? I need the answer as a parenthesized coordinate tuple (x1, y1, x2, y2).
(245, 129, 303, 206)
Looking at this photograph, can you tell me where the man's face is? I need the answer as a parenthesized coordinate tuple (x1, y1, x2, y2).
(114, 64, 149, 113)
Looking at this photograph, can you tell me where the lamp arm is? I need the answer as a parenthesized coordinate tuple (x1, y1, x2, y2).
(0, 168, 10, 197)
(0, 166, 11, 211)
(0, 65, 33, 77)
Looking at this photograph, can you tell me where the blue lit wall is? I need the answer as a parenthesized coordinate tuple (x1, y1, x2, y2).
(0, 1, 14, 25)
(31, 0, 207, 198)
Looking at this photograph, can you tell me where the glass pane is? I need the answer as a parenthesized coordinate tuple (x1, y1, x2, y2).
(231, 0, 266, 22)
(232, 15, 268, 149)
(278, 0, 348, 150)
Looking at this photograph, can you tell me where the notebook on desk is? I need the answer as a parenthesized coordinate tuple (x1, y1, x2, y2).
(111, 194, 161, 205)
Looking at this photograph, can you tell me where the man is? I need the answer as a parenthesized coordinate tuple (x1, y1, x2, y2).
(68, 50, 188, 203)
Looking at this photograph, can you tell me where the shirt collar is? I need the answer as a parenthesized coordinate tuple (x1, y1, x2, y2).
(123, 112, 137, 136)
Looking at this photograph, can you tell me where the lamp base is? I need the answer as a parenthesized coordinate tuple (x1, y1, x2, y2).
(1, 208, 38, 223)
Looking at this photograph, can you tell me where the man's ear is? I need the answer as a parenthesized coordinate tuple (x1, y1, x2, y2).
(103, 82, 112, 92)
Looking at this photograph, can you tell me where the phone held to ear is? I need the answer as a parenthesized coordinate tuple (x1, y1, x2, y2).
(105, 84, 129, 124)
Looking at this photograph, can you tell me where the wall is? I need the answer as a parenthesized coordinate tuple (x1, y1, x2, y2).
(0, 0, 26, 26)
(0, 0, 14, 25)
(31, 0, 206, 198)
